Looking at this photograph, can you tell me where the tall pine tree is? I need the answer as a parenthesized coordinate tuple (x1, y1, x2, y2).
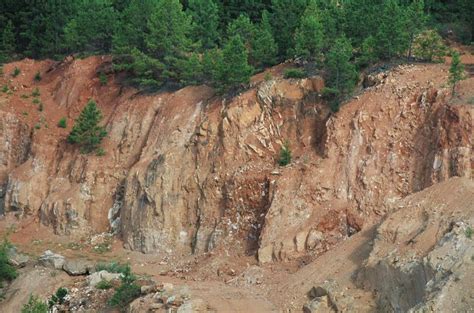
(250, 10, 277, 68)
(294, 0, 324, 60)
(218, 35, 253, 91)
(1, 20, 16, 60)
(374, 0, 408, 60)
(188, 0, 220, 50)
(448, 51, 466, 96)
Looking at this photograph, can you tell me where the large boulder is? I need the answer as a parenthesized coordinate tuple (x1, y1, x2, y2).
(7, 246, 29, 267)
(38, 250, 65, 270)
(87, 270, 121, 287)
(62, 259, 95, 275)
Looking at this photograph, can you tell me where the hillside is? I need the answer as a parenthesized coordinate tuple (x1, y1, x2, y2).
(0, 48, 472, 312)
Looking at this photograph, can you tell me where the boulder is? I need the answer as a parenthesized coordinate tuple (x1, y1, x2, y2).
(38, 250, 65, 269)
(62, 259, 94, 275)
(7, 246, 29, 267)
(87, 270, 121, 287)
(177, 299, 208, 313)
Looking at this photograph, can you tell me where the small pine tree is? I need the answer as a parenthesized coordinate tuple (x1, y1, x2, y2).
(67, 100, 107, 153)
(278, 140, 292, 166)
(448, 52, 466, 96)
(405, 0, 427, 59)
(413, 30, 446, 62)
(356, 36, 377, 68)
(294, 1, 324, 60)
(0, 240, 17, 286)
(218, 35, 253, 92)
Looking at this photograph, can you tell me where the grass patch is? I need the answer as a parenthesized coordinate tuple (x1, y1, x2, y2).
(31, 88, 40, 97)
(96, 261, 130, 275)
(284, 68, 306, 79)
(21, 294, 48, 313)
(96, 279, 113, 290)
(466, 226, 473, 239)
(12, 67, 20, 78)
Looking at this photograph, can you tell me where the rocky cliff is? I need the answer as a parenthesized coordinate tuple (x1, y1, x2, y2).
(0, 56, 472, 265)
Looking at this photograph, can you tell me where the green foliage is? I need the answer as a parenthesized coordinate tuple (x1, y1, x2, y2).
(250, 10, 277, 68)
(38, 102, 44, 112)
(21, 295, 48, 313)
(374, 0, 408, 60)
(31, 88, 40, 97)
(48, 287, 68, 308)
(356, 36, 377, 68)
(405, 0, 427, 59)
(448, 51, 466, 96)
(99, 72, 107, 86)
(188, 0, 220, 49)
(284, 68, 306, 79)
(1, 20, 16, 61)
(96, 261, 130, 275)
(32, 98, 40, 105)
(466, 226, 473, 239)
(217, 35, 253, 92)
(178, 52, 203, 85)
(12, 67, 20, 77)
(34, 71, 41, 82)
(58, 117, 67, 128)
(64, 0, 118, 53)
(264, 72, 273, 81)
(325, 36, 357, 111)
(2, 85, 8, 93)
(278, 140, 292, 166)
(67, 99, 107, 153)
(108, 265, 140, 307)
(294, 0, 324, 60)
(270, 0, 308, 58)
(227, 14, 256, 48)
(413, 30, 447, 62)
(0, 240, 17, 287)
(96, 279, 113, 289)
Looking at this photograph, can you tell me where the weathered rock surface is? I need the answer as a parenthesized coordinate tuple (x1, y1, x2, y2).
(0, 57, 471, 267)
(357, 177, 474, 312)
(38, 250, 65, 270)
(87, 270, 121, 287)
(6, 246, 29, 267)
(62, 259, 94, 275)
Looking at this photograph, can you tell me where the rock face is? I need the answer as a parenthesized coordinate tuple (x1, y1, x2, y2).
(0, 57, 472, 263)
(62, 259, 94, 275)
(357, 177, 474, 312)
(87, 270, 121, 287)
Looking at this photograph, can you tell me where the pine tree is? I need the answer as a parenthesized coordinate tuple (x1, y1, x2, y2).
(405, 0, 427, 59)
(178, 52, 203, 85)
(68, 100, 107, 153)
(227, 14, 256, 49)
(325, 36, 358, 110)
(356, 36, 377, 68)
(1, 20, 15, 60)
(448, 52, 466, 96)
(188, 0, 220, 50)
(64, 0, 118, 53)
(218, 35, 253, 91)
(145, 0, 192, 82)
(250, 10, 277, 68)
(202, 48, 224, 86)
(374, 0, 409, 60)
(294, 0, 324, 60)
(270, 0, 308, 58)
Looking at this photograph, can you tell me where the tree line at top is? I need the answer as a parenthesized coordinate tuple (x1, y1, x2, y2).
(0, 0, 472, 105)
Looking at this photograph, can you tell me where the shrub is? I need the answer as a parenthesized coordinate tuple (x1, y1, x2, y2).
(48, 287, 68, 308)
(12, 67, 20, 77)
(96, 261, 130, 275)
(278, 140, 292, 166)
(2, 85, 8, 93)
(466, 226, 473, 239)
(21, 94, 29, 99)
(108, 265, 140, 307)
(31, 88, 40, 97)
(264, 72, 273, 81)
(96, 147, 106, 157)
(32, 98, 40, 105)
(21, 295, 48, 313)
(413, 30, 447, 62)
(0, 240, 17, 287)
(99, 72, 107, 86)
(96, 279, 113, 290)
(38, 102, 44, 112)
(57, 118, 67, 128)
(67, 100, 107, 153)
(284, 68, 306, 79)
(34, 124, 41, 130)
(34, 71, 42, 82)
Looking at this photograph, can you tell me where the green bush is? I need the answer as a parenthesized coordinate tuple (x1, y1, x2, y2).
(31, 88, 40, 97)
(96, 261, 129, 275)
(284, 68, 306, 79)
(278, 140, 292, 166)
(57, 118, 67, 128)
(32, 98, 40, 105)
(34, 71, 42, 82)
(96, 147, 106, 157)
(108, 265, 140, 307)
(466, 226, 473, 239)
(38, 102, 44, 112)
(96, 279, 113, 290)
(21, 295, 48, 313)
(264, 72, 273, 81)
(48, 287, 68, 308)
(2, 85, 8, 93)
(12, 67, 20, 77)
(413, 30, 446, 62)
(0, 240, 17, 287)
(99, 72, 107, 86)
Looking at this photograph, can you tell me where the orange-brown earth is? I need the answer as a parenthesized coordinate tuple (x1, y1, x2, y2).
(0, 50, 472, 312)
